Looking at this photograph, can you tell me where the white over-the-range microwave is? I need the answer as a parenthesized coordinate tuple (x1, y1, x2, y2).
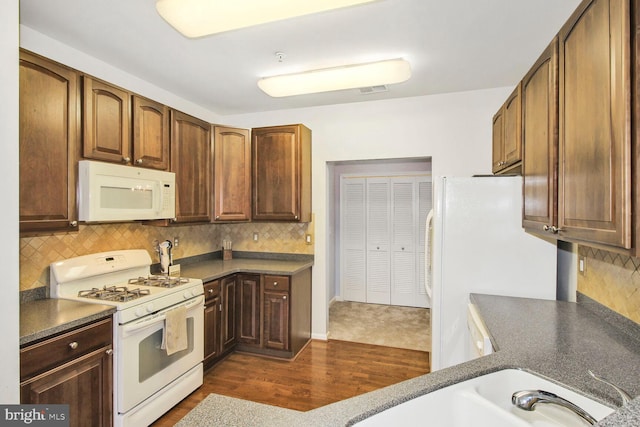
(78, 160, 176, 222)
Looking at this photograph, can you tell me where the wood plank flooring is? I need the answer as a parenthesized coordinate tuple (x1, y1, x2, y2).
(152, 340, 430, 426)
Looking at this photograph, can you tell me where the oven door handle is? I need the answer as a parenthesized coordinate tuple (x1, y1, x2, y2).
(121, 295, 204, 336)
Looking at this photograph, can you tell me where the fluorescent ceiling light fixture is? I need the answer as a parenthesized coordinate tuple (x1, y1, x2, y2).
(257, 58, 411, 97)
(156, 0, 377, 38)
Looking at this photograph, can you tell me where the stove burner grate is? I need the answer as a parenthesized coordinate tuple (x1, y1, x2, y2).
(78, 285, 151, 302)
(128, 275, 190, 288)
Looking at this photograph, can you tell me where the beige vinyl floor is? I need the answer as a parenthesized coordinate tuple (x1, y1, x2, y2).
(328, 300, 431, 352)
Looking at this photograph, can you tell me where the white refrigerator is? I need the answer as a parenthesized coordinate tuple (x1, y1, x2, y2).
(428, 175, 557, 371)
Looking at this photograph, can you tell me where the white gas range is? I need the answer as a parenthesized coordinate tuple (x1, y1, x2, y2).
(50, 249, 204, 427)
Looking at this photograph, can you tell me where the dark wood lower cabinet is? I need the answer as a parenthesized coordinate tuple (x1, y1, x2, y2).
(220, 276, 238, 354)
(207, 267, 312, 364)
(263, 290, 289, 351)
(20, 318, 113, 427)
(203, 280, 222, 369)
(237, 274, 261, 346)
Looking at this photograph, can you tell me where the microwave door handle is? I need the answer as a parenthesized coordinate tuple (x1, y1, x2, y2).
(157, 180, 164, 215)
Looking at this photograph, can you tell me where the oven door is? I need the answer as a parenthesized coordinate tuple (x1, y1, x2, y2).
(116, 295, 204, 414)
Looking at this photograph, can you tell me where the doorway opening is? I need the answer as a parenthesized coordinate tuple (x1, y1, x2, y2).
(327, 157, 432, 352)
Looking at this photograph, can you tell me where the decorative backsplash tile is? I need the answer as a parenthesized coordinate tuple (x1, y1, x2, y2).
(577, 245, 640, 324)
(20, 221, 314, 291)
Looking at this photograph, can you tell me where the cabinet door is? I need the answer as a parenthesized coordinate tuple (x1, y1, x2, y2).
(171, 110, 212, 223)
(21, 348, 113, 427)
(558, 0, 631, 248)
(220, 275, 237, 353)
(203, 280, 221, 366)
(19, 51, 79, 233)
(252, 124, 311, 222)
(83, 76, 131, 164)
(522, 40, 559, 233)
(491, 108, 504, 173)
(502, 84, 522, 168)
(263, 291, 289, 351)
(132, 95, 170, 170)
(237, 274, 261, 345)
(213, 126, 251, 221)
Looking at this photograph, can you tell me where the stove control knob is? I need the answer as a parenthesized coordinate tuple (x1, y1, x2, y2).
(135, 307, 145, 317)
(146, 303, 154, 313)
(183, 291, 193, 299)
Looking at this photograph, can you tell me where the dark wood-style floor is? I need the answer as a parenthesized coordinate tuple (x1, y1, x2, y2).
(152, 340, 430, 426)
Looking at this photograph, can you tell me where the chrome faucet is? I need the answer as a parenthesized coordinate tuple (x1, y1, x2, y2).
(588, 370, 632, 406)
(511, 390, 597, 425)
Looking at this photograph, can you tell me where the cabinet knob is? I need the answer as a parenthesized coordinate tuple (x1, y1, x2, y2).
(136, 158, 143, 165)
(550, 226, 564, 234)
(69, 341, 78, 350)
(122, 157, 131, 164)
(106, 349, 113, 355)
(543, 225, 550, 231)
(70, 221, 78, 227)
(283, 295, 287, 300)
(273, 281, 278, 287)
(208, 288, 214, 294)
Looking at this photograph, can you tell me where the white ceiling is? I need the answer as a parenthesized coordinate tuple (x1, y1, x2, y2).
(19, 0, 581, 116)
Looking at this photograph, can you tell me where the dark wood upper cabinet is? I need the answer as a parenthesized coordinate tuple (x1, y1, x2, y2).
(252, 124, 312, 222)
(170, 110, 212, 223)
(492, 85, 522, 174)
(522, 39, 559, 233)
(213, 126, 251, 222)
(132, 95, 170, 170)
(19, 51, 79, 234)
(83, 76, 131, 165)
(557, 0, 631, 249)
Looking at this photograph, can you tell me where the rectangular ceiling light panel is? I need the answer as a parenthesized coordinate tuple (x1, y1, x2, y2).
(156, 0, 378, 38)
(258, 58, 411, 97)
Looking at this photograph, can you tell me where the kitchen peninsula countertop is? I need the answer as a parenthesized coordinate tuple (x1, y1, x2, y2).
(20, 299, 115, 346)
(176, 293, 640, 426)
(177, 255, 314, 282)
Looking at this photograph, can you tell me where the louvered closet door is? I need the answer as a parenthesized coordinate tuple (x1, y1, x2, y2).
(390, 179, 416, 306)
(416, 178, 432, 308)
(340, 178, 367, 302)
(366, 178, 391, 304)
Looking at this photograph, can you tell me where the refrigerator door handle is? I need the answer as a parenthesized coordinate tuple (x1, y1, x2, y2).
(425, 208, 434, 299)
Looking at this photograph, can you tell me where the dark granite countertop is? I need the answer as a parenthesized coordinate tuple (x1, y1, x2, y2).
(20, 299, 115, 346)
(177, 256, 314, 283)
(176, 293, 640, 426)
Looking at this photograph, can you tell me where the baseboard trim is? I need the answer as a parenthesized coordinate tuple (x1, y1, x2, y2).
(311, 332, 328, 341)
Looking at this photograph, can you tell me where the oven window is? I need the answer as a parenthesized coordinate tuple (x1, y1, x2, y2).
(138, 318, 194, 382)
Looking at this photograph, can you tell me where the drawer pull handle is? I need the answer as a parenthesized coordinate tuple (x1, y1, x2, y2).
(69, 342, 78, 350)
(273, 282, 278, 286)
(106, 349, 113, 355)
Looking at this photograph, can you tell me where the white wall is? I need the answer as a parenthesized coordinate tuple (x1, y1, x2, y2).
(1, 0, 20, 403)
(225, 87, 511, 339)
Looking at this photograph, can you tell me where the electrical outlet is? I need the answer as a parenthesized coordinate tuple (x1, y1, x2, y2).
(305, 234, 313, 245)
(579, 256, 586, 275)
(174, 237, 179, 248)
(253, 232, 259, 242)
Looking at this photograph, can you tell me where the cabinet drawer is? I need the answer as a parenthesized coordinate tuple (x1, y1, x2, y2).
(20, 317, 112, 381)
(204, 280, 220, 302)
(263, 275, 290, 292)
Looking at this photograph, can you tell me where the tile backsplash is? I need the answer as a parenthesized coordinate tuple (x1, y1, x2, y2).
(20, 221, 314, 291)
(577, 245, 640, 324)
